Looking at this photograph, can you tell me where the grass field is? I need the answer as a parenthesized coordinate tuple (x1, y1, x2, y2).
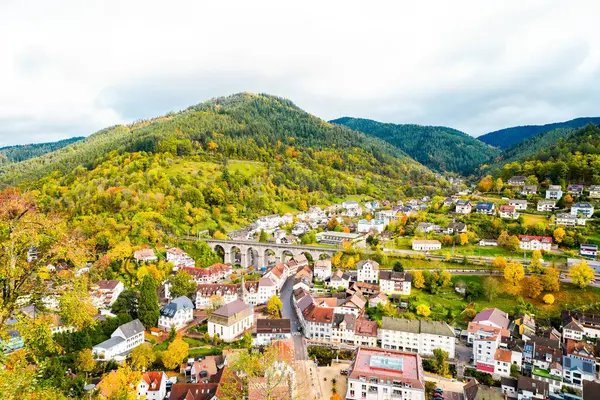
(522, 213, 549, 227)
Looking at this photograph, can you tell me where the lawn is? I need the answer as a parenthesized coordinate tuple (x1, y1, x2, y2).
(227, 160, 265, 177)
(432, 245, 520, 258)
(586, 231, 600, 246)
(188, 347, 222, 357)
(522, 213, 549, 227)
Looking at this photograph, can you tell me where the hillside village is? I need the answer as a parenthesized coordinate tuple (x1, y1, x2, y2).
(3, 176, 600, 400)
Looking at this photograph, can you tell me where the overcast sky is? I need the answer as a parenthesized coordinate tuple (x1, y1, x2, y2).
(2, 1, 600, 146)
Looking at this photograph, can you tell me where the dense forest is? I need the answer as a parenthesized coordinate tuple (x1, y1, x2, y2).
(332, 117, 499, 175)
(0, 136, 83, 165)
(478, 116, 600, 149)
(497, 123, 600, 185)
(0, 93, 448, 251)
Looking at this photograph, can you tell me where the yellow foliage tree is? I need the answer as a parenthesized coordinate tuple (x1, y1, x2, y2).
(458, 233, 469, 246)
(416, 304, 431, 317)
(413, 271, 425, 289)
(523, 276, 543, 298)
(162, 336, 189, 370)
(477, 176, 493, 192)
(569, 261, 595, 289)
(492, 256, 508, 272)
(543, 294, 555, 304)
(542, 267, 561, 292)
(504, 262, 525, 295)
(553, 227, 566, 244)
(528, 250, 544, 274)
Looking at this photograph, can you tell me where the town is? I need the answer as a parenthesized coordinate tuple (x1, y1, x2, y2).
(3, 177, 600, 400)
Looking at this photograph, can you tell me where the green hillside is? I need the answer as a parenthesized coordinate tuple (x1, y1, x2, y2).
(478, 117, 600, 149)
(332, 117, 499, 175)
(0, 137, 84, 165)
(0, 93, 447, 247)
(496, 127, 576, 164)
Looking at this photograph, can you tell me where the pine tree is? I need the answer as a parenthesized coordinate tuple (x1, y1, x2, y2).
(138, 275, 159, 328)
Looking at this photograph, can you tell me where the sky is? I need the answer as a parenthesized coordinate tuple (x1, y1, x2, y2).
(2, 0, 600, 146)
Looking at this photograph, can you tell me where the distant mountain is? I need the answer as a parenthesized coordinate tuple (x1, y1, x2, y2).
(332, 117, 500, 175)
(478, 117, 600, 149)
(0, 137, 84, 165)
(499, 127, 577, 164)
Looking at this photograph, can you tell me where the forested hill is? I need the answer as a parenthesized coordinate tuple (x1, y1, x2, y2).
(332, 117, 499, 175)
(497, 123, 600, 185)
(478, 117, 600, 149)
(497, 127, 577, 164)
(0, 137, 83, 165)
(0, 93, 447, 247)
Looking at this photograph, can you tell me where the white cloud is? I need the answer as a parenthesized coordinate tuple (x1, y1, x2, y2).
(1, 0, 600, 146)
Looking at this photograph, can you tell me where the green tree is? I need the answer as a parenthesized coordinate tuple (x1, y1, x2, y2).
(392, 261, 404, 272)
(432, 348, 450, 377)
(482, 277, 500, 302)
(169, 270, 197, 299)
(75, 349, 96, 377)
(111, 288, 139, 319)
(138, 274, 160, 328)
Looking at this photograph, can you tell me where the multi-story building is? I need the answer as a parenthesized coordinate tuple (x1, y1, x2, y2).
(468, 321, 510, 374)
(499, 205, 519, 219)
(357, 219, 386, 234)
(137, 371, 168, 400)
(589, 185, 600, 199)
(519, 235, 553, 252)
(571, 202, 595, 218)
(411, 240, 441, 251)
(455, 200, 472, 214)
(92, 319, 145, 361)
(158, 296, 194, 331)
(380, 317, 455, 359)
(568, 184, 585, 197)
(254, 319, 292, 346)
(178, 264, 232, 284)
(516, 376, 549, 400)
(475, 202, 495, 215)
(537, 200, 556, 212)
(166, 247, 195, 268)
(509, 199, 528, 210)
(357, 259, 380, 284)
(302, 303, 333, 340)
(378, 271, 412, 295)
(494, 348, 521, 378)
(546, 185, 563, 200)
(354, 318, 378, 348)
(561, 310, 600, 340)
(90, 280, 124, 309)
(472, 308, 510, 330)
(207, 299, 254, 342)
(521, 185, 537, 196)
(556, 213, 586, 227)
(346, 347, 425, 400)
(508, 176, 526, 186)
(580, 244, 598, 259)
(563, 340, 596, 390)
(313, 259, 332, 280)
(331, 313, 356, 344)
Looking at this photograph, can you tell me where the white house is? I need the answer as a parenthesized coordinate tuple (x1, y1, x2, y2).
(166, 247, 195, 268)
(379, 317, 455, 359)
(302, 303, 333, 340)
(356, 259, 379, 284)
(91, 280, 125, 309)
(412, 239, 442, 251)
(133, 249, 158, 263)
(255, 214, 282, 231)
(357, 219, 385, 233)
(378, 271, 412, 295)
(254, 318, 292, 346)
(207, 299, 254, 342)
(589, 185, 600, 199)
(494, 348, 521, 378)
(546, 185, 563, 200)
(92, 319, 145, 361)
(519, 235, 552, 252)
(509, 199, 528, 210)
(556, 213, 586, 227)
(455, 200, 472, 214)
(521, 185, 537, 196)
(313, 259, 332, 280)
(137, 371, 167, 400)
(291, 222, 310, 236)
(537, 200, 556, 212)
(341, 201, 362, 217)
(571, 202, 595, 218)
(158, 296, 194, 331)
(499, 205, 519, 220)
(331, 313, 356, 344)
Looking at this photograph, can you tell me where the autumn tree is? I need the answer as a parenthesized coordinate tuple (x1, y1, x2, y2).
(553, 227, 566, 244)
(483, 277, 500, 301)
(95, 365, 142, 399)
(569, 261, 594, 289)
(541, 267, 561, 292)
(162, 335, 189, 370)
(131, 343, 156, 371)
(506, 235, 521, 252)
(75, 348, 96, 377)
(495, 178, 504, 193)
(0, 189, 90, 333)
(16, 314, 62, 360)
(504, 262, 525, 295)
(432, 348, 450, 377)
(492, 256, 508, 272)
(59, 277, 97, 330)
(413, 271, 425, 289)
(138, 274, 160, 328)
(458, 233, 469, 246)
(523, 276, 543, 298)
(497, 231, 510, 247)
(267, 295, 283, 318)
(528, 250, 544, 274)
(477, 176, 493, 192)
(543, 294, 555, 304)
(416, 304, 431, 317)
(169, 270, 197, 299)
(208, 294, 225, 313)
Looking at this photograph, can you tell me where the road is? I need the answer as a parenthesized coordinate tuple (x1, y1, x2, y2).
(280, 276, 308, 361)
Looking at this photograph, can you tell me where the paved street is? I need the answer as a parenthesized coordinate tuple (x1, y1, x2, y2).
(280, 276, 308, 360)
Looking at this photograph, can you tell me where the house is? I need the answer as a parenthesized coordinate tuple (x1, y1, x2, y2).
(509, 199, 528, 210)
(589, 185, 600, 199)
(521, 185, 538, 195)
(412, 239, 441, 251)
(568, 184, 585, 197)
(354, 318, 378, 347)
(475, 202, 495, 215)
(350, 281, 380, 297)
(378, 271, 412, 295)
(315, 231, 363, 245)
(561, 310, 600, 340)
(92, 319, 145, 361)
(444, 220, 467, 234)
(133, 249, 158, 263)
(90, 280, 124, 309)
(228, 227, 253, 241)
(137, 371, 167, 400)
(207, 299, 254, 342)
(166, 247, 195, 268)
(580, 244, 598, 259)
(473, 308, 510, 329)
(563, 340, 596, 390)
(179, 264, 233, 285)
(368, 292, 389, 308)
(546, 185, 563, 200)
(255, 214, 282, 231)
(376, 209, 400, 224)
(537, 200, 556, 212)
(380, 317, 456, 358)
(346, 347, 426, 400)
(519, 235, 552, 251)
(169, 383, 220, 400)
(516, 376, 549, 400)
(468, 322, 510, 373)
(479, 239, 498, 247)
(328, 270, 349, 289)
(341, 201, 362, 217)
(302, 304, 333, 340)
(508, 176, 526, 186)
(356, 259, 379, 284)
(416, 222, 441, 233)
(556, 213, 586, 227)
(291, 222, 310, 236)
(455, 200, 472, 214)
(443, 197, 455, 207)
(357, 219, 385, 233)
(313, 259, 332, 280)
(499, 205, 519, 219)
(331, 313, 356, 344)
(158, 296, 194, 331)
(254, 319, 292, 346)
(494, 348, 521, 378)
(571, 202, 595, 218)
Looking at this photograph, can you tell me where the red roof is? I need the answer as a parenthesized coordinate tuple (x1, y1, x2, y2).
(519, 235, 552, 244)
(355, 318, 378, 337)
(141, 371, 166, 391)
(302, 304, 334, 323)
(500, 205, 515, 212)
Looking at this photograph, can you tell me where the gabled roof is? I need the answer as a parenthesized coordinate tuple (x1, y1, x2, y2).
(518, 235, 552, 244)
(256, 319, 291, 334)
(473, 308, 510, 329)
(96, 280, 122, 290)
(118, 319, 145, 338)
(302, 303, 333, 323)
(212, 299, 252, 318)
(355, 318, 378, 337)
(356, 259, 379, 270)
(379, 271, 411, 281)
(170, 383, 219, 400)
(141, 371, 167, 391)
(332, 313, 356, 331)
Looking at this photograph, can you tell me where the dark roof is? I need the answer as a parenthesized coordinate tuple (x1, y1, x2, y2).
(378, 271, 411, 281)
(583, 380, 600, 400)
(332, 313, 356, 330)
(463, 379, 479, 400)
(118, 319, 145, 338)
(160, 296, 194, 317)
(170, 383, 219, 400)
(517, 376, 548, 396)
(475, 202, 494, 210)
(256, 319, 291, 334)
(96, 280, 122, 290)
(212, 299, 252, 318)
(501, 377, 517, 388)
